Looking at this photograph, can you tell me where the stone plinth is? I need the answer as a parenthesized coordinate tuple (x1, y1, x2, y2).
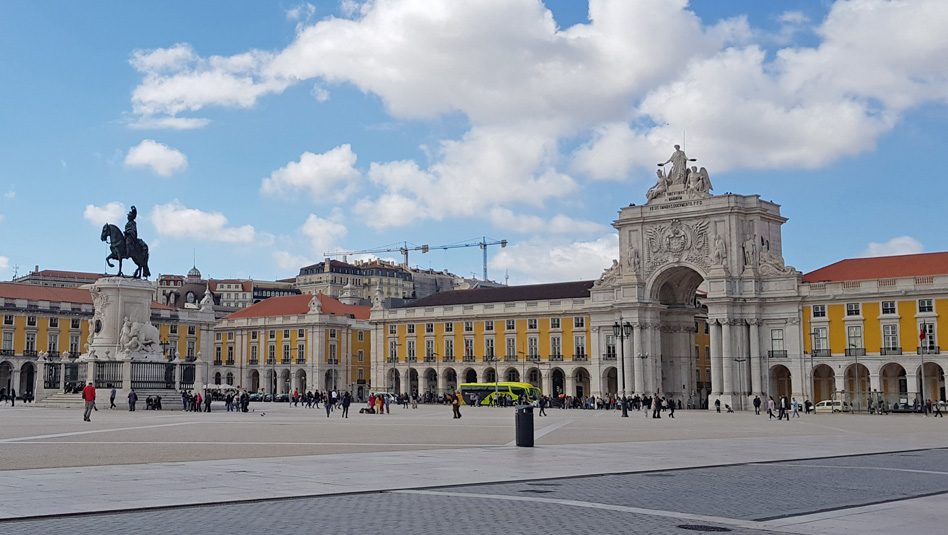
(81, 277, 163, 362)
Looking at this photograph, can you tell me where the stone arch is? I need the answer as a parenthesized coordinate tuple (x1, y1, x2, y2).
(296, 369, 307, 392)
(918, 362, 945, 402)
(879, 362, 906, 407)
(388, 368, 400, 392)
(844, 363, 870, 411)
(214, 372, 222, 385)
(648, 264, 707, 306)
(770, 364, 792, 398)
(484, 367, 497, 382)
(526, 367, 541, 389)
(280, 369, 291, 394)
(250, 370, 260, 392)
(551, 368, 565, 396)
(0, 360, 13, 391)
(408, 368, 419, 395)
(423, 367, 438, 393)
(504, 367, 520, 383)
(812, 364, 835, 403)
(464, 368, 478, 383)
(573, 367, 590, 397)
(225, 372, 235, 386)
(19, 361, 36, 397)
(442, 368, 458, 393)
(602, 366, 618, 397)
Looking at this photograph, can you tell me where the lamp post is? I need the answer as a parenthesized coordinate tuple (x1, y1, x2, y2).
(920, 323, 928, 413)
(613, 320, 632, 417)
(734, 358, 746, 411)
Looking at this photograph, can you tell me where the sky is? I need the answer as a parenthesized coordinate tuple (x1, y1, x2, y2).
(1, 0, 946, 286)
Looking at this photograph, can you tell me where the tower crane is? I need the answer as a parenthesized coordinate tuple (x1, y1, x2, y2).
(426, 237, 507, 282)
(324, 242, 429, 267)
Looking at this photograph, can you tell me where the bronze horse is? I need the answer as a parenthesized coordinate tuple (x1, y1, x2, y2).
(101, 223, 150, 278)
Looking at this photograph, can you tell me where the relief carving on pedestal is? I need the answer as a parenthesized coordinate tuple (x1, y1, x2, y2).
(644, 218, 710, 276)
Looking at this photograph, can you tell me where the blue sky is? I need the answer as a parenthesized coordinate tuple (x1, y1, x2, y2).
(1, 0, 946, 285)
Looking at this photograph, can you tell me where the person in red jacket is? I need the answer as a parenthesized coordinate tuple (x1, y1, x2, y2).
(82, 382, 96, 422)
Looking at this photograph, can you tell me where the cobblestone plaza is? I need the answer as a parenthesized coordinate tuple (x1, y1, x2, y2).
(1, 403, 946, 534)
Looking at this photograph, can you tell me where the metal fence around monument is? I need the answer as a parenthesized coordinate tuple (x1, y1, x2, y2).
(94, 362, 123, 388)
(44, 363, 61, 389)
(131, 362, 176, 390)
(180, 363, 195, 390)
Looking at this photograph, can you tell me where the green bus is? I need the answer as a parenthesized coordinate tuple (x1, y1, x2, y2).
(459, 382, 541, 406)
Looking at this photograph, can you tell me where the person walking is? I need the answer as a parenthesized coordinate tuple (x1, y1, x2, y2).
(934, 401, 944, 418)
(341, 392, 351, 418)
(779, 395, 789, 421)
(538, 395, 547, 417)
(791, 398, 800, 418)
(668, 397, 676, 418)
(714, 398, 721, 413)
(82, 382, 96, 422)
(452, 392, 462, 419)
(325, 395, 332, 418)
(767, 396, 776, 419)
(8, 388, 15, 407)
(109, 387, 117, 409)
(128, 389, 138, 411)
(753, 395, 761, 415)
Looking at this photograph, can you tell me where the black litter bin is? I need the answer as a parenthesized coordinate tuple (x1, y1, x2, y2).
(515, 405, 534, 447)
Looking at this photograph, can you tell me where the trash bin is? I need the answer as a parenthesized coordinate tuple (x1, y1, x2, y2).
(515, 405, 534, 447)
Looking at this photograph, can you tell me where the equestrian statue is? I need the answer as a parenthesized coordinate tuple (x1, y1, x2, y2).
(101, 205, 151, 279)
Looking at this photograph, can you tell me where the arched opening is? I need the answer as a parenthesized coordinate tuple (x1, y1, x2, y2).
(552, 369, 565, 396)
(465, 369, 477, 383)
(603, 367, 618, 397)
(845, 363, 870, 411)
(484, 367, 496, 382)
(324, 369, 337, 391)
(19, 362, 36, 398)
(389, 369, 400, 393)
(408, 368, 419, 395)
(648, 264, 707, 399)
(214, 372, 222, 385)
(574, 367, 590, 398)
(770, 364, 791, 398)
(443, 368, 458, 394)
(250, 370, 260, 393)
(527, 367, 541, 389)
(919, 362, 945, 403)
(505, 368, 520, 383)
(812, 364, 834, 403)
(0, 361, 14, 391)
(424, 368, 438, 393)
(226, 372, 234, 386)
(280, 369, 291, 394)
(296, 369, 307, 392)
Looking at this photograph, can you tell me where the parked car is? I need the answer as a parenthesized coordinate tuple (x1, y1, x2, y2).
(248, 392, 264, 402)
(814, 400, 850, 413)
(273, 394, 289, 402)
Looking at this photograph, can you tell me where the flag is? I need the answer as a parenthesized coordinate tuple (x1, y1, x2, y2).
(920, 323, 927, 341)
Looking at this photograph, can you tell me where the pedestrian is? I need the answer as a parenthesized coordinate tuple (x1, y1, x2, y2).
(0, 386, 6, 405)
(204, 393, 212, 412)
(82, 381, 96, 422)
(341, 392, 350, 418)
(538, 395, 547, 416)
(411, 392, 418, 409)
(128, 389, 138, 411)
(791, 398, 800, 418)
(8, 388, 15, 407)
(753, 395, 761, 415)
(452, 392, 462, 419)
(110, 387, 117, 409)
(779, 395, 789, 421)
(934, 401, 944, 418)
(385, 394, 390, 414)
(668, 397, 675, 418)
(376, 394, 384, 415)
(714, 398, 721, 413)
(325, 395, 332, 418)
(767, 396, 776, 419)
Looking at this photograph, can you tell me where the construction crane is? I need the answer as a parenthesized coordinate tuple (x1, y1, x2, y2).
(324, 242, 429, 266)
(426, 237, 507, 282)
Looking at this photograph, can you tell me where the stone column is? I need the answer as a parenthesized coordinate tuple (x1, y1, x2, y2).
(565, 368, 576, 398)
(710, 320, 723, 395)
(632, 324, 645, 395)
(748, 319, 762, 395)
(721, 320, 733, 395)
(542, 367, 553, 397)
(650, 323, 663, 394)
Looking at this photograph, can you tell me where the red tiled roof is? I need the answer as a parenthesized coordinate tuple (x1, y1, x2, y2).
(802, 252, 948, 283)
(402, 280, 594, 308)
(225, 294, 370, 320)
(0, 282, 171, 311)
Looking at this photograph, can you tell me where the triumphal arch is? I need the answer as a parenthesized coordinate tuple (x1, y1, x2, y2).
(588, 146, 803, 409)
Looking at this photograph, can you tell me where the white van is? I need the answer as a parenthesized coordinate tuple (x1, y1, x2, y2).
(814, 400, 850, 413)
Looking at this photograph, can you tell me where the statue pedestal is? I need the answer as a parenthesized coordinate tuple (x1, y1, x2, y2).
(82, 277, 163, 362)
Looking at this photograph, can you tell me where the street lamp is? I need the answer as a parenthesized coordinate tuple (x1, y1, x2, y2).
(734, 358, 746, 411)
(612, 320, 632, 417)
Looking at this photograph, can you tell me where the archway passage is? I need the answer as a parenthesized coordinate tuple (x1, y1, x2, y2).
(443, 369, 457, 394)
(464, 369, 477, 383)
(19, 362, 36, 397)
(603, 367, 617, 397)
(651, 265, 705, 307)
(770, 364, 791, 399)
(574, 367, 590, 398)
(552, 369, 565, 396)
(845, 363, 870, 411)
(813, 364, 835, 403)
(649, 265, 707, 401)
(250, 370, 260, 393)
(424, 368, 438, 393)
(919, 362, 945, 403)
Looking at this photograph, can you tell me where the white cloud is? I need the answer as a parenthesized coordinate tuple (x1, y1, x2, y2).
(300, 211, 348, 258)
(261, 145, 360, 201)
(0, 214, 4, 223)
(83, 202, 126, 227)
(124, 140, 188, 176)
(492, 234, 619, 285)
(286, 3, 315, 21)
(150, 201, 255, 243)
(488, 207, 608, 235)
(858, 236, 924, 258)
(272, 250, 312, 271)
(4, 186, 14, 199)
(0, 256, 8, 273)
(128, 116, 211, 130)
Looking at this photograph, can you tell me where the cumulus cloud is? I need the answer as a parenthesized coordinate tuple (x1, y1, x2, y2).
(858, 236, 924, 258)
(492, 234, 619, 284)
(301, 211, 348, 258)
(273, 250, 313, 270)
(4, 186, 14, 199)
(0, 256, 8, 273)
(488, 207, 608, 235)
(285, 3, 315, 21)
(261, 145, 360, 201)
(84, 202, 126, 226)
(124, 140, 188, 176)
(150, 201, 255, 243)
(128, 116, 211, 130)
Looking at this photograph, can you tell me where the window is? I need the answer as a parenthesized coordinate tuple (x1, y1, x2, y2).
(484, 338, 495, 358)
(406, 324, 415, 334)
(605, 335, 616, 358)
(187, 340, 195, 358)
(3, 315, 12, 325)
(883, 324, 899, 350)
(389, 340, 398, 362)
(71, 318, 80, 329)
(527, 319, 538, 330)
(527, 336, 539, 357)
(389, 325, 397, 335)
(919, 299, 934, 313)
(215, 346, 222, 363)
(227, 332, 234, 340)
(550, 336, 562, 356)
(251, 331, 258, 340)
(574, 335, 586, 357)
(846, 303, 861, 317)
(574, 317, 585, 328)
(268, 344, 276, 364)
(250, 345, 258, 363)
(506, 319, 515, 331)
(425, 339, 435, 358)
(506, 337, 516, 358)
(329, 344, 337, 364)
(881, 301, 896, 315)
(69, 335, 79, 354)
(358, 368, 364, 381)
(407, 340, 416, 361)
(812, 327, 828, 352)
(484, 320, 494, 332)
(215, 332, 222, 341)
(269, 330, 276, 339)
(464, 321, 473, 332)
(297, 344, 305, 363)
(188, 326, 196, 336)
(170, 324, 178, 334)
(920, 322, 936, 351)
(283, 329, 290, 339)
(48, 318, 59, 328)
(771, 329, 785, 351)
(329, 328, 337, 338)
(812, 305, 826, 318)
(27, 316, 36, 327)
(550, 318, 560, 329)
(25, 333, 36, 351)
(358, 331, 364, 342)
(444, 339, 454, 359)
(1, 332, 11, 351)
(298, 329, 305, 338)
(358, 349, 364, 363)
(444, 322, 453, 333)
(847, 325, 863, 350)
(425, 323, 434, 333)
(47, 335, 58, 352)
(464, 338, 475, 360)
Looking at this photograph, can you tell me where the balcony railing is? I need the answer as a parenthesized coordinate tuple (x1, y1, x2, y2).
(463, 355, 475, 362)
(296, 357, 305, 364)
(526, 355, 540, 362)
(918, 346, 941, 355)
(505, 355, 518, 362)
(550, 354, 564, 362)
(1, 349, 14, 356)
(424, 356, 436, 362)
(881, 347, 902, 356)
(213, 358, 223, 365)
(573, 354, 587, 361)
(23, 350, 37, 357)
(811, 349, 831, 358)
(226, 359, 235, 365)
(602, 352, 617, 361)
(407, 355, 416, 362)
(266, 357, 275, 365)
(767, 350, 788, 358)
(845, 348, 866, 357)
(387, 356, 396, 363)
(249, 358, 259, 365)
(47, 350, 60, 358)
(443, 355, 455, 362)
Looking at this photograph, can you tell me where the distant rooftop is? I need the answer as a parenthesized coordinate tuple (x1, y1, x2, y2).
(802, 252, 948, 283)
(401, 280, 594, 308)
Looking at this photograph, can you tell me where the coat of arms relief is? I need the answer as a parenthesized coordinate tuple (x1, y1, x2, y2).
(644, 219, 711, 276)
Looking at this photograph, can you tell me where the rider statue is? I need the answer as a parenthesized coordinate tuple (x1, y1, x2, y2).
(101, 204, 151, 279)
(125, 206, 142, 263)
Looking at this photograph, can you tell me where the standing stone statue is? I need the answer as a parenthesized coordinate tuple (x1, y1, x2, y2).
(658, 144, 696, 185)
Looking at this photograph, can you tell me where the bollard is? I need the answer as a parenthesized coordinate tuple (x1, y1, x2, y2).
(515, 404, 534, 447)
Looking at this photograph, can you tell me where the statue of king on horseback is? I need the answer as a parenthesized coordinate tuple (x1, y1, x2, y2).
(101, 205, 151, 279)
